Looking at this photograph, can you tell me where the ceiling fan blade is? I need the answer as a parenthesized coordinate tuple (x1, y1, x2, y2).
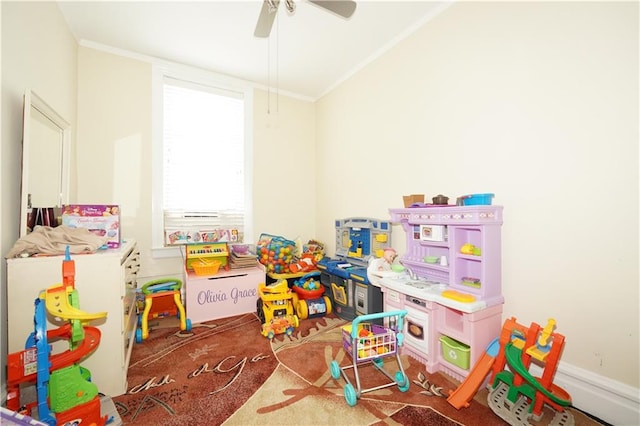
(254, 0, 280, 38)
(308, 0, 357, 19)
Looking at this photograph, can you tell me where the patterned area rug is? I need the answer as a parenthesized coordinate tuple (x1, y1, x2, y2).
(113, 313, 602, 426)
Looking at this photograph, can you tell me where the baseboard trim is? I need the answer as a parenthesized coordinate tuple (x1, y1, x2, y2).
(531, 361, 640, 425)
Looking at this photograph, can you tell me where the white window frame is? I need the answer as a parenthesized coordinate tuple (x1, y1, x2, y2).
(151, 62, 254, 258)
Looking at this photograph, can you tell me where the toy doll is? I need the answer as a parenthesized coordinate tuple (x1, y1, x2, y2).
(378, 247, 397, 271)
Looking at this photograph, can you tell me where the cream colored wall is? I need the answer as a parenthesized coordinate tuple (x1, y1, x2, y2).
(252, 90, 317, 243)
(76, 47, 155, 273)
(1, 1, 78, 393)
(316, 2, 639, 387)
(75, 47, 317, 279)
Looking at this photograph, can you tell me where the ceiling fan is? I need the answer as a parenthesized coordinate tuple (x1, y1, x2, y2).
(254, 0, 357, 38)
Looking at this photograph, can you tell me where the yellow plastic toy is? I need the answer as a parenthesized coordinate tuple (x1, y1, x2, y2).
(526, 318, 556, 361)
(136, 278, 191, 343)
(256, 280, 299, 339)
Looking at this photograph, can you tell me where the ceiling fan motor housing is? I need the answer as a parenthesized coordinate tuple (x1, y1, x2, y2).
(254, 0, 357, 38)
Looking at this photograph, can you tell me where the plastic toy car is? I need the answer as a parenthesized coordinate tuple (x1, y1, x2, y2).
(261, 314, 299, 339)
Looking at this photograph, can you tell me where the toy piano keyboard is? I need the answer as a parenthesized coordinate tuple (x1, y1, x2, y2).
(185, 242, 230, 273)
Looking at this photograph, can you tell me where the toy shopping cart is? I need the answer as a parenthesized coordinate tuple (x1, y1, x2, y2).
(330, 310, 409, 406)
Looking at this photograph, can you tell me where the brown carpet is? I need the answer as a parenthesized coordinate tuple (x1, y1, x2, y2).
(113, 313, 603, 426)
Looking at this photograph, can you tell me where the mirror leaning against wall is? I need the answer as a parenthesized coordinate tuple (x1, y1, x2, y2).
(19, 89, 71, 237)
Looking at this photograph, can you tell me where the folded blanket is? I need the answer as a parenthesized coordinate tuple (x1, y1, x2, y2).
(6, 225, 110, 258)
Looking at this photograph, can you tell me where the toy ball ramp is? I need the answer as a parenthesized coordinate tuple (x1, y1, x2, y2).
(8, 324, 101, 384)
(488, 343, 573, 426)
(44, 285, 107, 322)
(504, 343, 571, 407)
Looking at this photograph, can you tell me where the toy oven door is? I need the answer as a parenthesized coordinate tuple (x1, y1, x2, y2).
(403, 304, 429, 355)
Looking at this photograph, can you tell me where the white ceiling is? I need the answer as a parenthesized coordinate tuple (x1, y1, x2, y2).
(57, 1, 450, 100)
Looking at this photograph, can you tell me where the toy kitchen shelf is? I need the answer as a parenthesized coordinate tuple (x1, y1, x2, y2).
(381, 205, 504, 382)
(389, 205, 503, 307)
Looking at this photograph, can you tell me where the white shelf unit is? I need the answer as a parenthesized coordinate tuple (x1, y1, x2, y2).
(6, 240, 140, 397)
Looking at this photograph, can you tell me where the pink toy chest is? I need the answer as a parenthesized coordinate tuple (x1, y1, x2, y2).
(185, 264, 265, 323)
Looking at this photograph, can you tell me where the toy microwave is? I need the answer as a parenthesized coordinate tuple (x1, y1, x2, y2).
(418, 224, 446, 242)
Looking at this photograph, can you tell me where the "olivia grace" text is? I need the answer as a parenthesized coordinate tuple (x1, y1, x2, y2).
(197, 286, 257, 305)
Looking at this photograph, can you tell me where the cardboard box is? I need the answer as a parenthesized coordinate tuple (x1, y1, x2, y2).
(165, 229, 200, 245)
(62, 204, 121, 248)
(165, 228, 240, 246)
(403, 194, 424, 208)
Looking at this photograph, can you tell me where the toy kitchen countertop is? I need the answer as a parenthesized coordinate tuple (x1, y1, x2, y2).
(374, 272, 488, 313)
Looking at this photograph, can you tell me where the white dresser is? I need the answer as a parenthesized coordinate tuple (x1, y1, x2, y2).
(6, 239, 140, 397)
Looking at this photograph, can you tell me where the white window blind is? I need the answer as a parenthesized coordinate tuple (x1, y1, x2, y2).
(162, 76, 245, 244)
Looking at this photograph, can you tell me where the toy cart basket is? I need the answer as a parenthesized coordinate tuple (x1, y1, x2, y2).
(330, 310, 410, 406)
(342, 323, 397, 362)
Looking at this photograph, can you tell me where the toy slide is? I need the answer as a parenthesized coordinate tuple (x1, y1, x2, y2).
(447, 338, 500, 409)
(504, 342, 571, 406)
(8, 323, 101, 384)
(44, 286, 107, 322)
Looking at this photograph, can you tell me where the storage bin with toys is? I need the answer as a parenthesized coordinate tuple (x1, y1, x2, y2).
(256, 234, 297, 275)
(257, 234, 325, 276)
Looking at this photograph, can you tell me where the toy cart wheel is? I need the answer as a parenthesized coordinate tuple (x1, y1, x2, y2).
(266, 330, 275, 340)
(185, 318, 192, 332)
(373, 358, 384, 368)
(395, 371, 410, 392)
(286, 327, 294, 336)
(291, 293, 300, 315)
(330, 361, 341, 380)
(256, 299, 265, 323)
(344, 383, 357, 406)
(135, 328, 143, 343)
(323, 296, 332, 314)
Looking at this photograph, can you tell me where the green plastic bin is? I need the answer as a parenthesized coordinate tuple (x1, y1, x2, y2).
(439, 335, 470, 370)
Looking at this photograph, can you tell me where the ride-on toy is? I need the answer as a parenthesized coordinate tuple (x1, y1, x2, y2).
(256, 279, 299, 339)
(291, 271, 332, 319)
(136, 278, 192, 343)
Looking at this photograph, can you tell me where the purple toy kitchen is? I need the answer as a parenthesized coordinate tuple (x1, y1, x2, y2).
(372, 197, 504, 383)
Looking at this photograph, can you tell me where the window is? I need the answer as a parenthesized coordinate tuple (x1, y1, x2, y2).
(152, 65, 253, 255)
